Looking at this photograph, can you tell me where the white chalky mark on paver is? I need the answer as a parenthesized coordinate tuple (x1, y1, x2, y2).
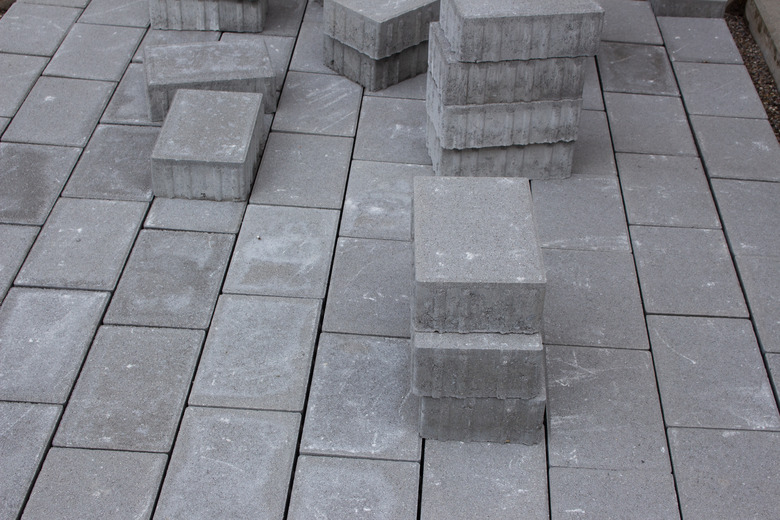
(0, 405, 33, 438)
(200, 455, 244, 472)
(44, 96, 56, 102)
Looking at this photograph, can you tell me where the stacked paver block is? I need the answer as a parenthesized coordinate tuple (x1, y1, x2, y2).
(426, 0, 604, 178)
(150, 0, 267, 32)
(412, 177, 546, 444)
(322, 0, 440, 91)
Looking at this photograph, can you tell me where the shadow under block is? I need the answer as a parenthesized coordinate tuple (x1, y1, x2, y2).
(151, 89, 265, 201)
(150, 0, 267, 32)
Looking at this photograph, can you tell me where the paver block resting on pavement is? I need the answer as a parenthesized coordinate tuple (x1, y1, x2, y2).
(145, 198, 246, 234)
(102, 64, 159, 126)
(150, 0, 268, 32)
(134, 29, 220, 62)
(220, 33, 296, 95)
(79, 0, 150, 27)
(596, 0, 663, 45)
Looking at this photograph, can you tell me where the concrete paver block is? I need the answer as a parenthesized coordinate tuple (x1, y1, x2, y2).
(220, 33, 297, 97)
(736, 254, 780, 353)
(674, 61, 767, 119)
(571, 109, 616, 176)
(597, 41, 678, 96)
(0, 53, 48, 118)
(0, 3, 80, 56)
(0, 224, 37, 303)
(79, 0, 150, 27)
(134, 28, 220, 62)
(145, 198, 246, 234)
(290, 21, 338, 75)
(658, 16, 743, 63)
(20, 0, 89, 7)
(650, 0, 727, 18)
(102, 64, 159, 126)
(712, 178, 780, 258)
(413, 177, 545, 334)
(596, 0, 663, 45)
(150, 0, 268, 32)
(354, 96, 431, 164)
(0, 117, 8, 135)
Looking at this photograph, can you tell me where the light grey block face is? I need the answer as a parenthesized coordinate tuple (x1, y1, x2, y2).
(290, 21, 337, 74)
(0, 3, 80, 56)
(712, 178, 780, 258)
(105, 230, 234, 328)
(658, 16, 742, 63)
(0, 53, 48, 118)
(596, 0, 663, 44)
(354, 96, 431, 165)
(737, 255, 780, 353)
(674, 62, 766, 119)
(134, 29, 220, 62)
(102, 64, 159, 126)
(650, 0, 727, 18)
(150, 0, 267, 31)
(220, 33, 296, 95)
(54, 326, 203, 452)
(0, 288, 108, 403)
(301, 333, 421, 461)
(259, 0, 307, 36)
(79, 0, 150, 27)
(581, 56, 603, 110)
(224, 204, 339, 298)
(155, 407, 299, 520)
(597, 42, 677, 96)
(23, 448, 166, 520)
(289, 456, 420, 520)
(145, 198, 246, 234)
(0, 142, 81, 225)
(413, 177, 545, 334)
(547, 345, 670, 470)
(0, 224, 37, 303)
(0, 402, 60, 520)
(0, 117, 8, 135)
(190, 295, 321, 412)
(571, 109, 616, 176)
(16, 198, 147, 291)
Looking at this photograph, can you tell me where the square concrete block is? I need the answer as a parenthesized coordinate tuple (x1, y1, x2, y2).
(597, 41, 678, 96)
(658, 16, 742, 63)
(221, 33, 296, 96)
(134, 28, 220, 62)
(152, 89, 265, 201)
(150, 0, 268, 32)
(323, 0, 439, 59)
(737, 255, 780, 353)
(712, 178, 780, 258)
(102, 64, 159, 126)
(413, 177, 545, 334)
(145, 198, 246, 234)
(650, 0, 727, 18)
(0, 3, 80, 56)
(571, 109, 616, 176)
(79, 0, 150, 27)
(597, 0, 663, 45)
(354, 96, 431, 164)
(674, 61, 766, 119)
(0, 224, 37, 303)
(440, 0, 604, 62)
(0, 53, 48, 118)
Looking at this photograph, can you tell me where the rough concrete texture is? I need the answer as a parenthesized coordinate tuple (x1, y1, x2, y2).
(650, 0, 726, 18)
(658, 16, 743, 64)
(596, 0, 663, 45)
(220, 33, 296, 96)
(102, 64, 159, 126)
(323, 0, 440, 59)
(0, 224, 37, 303)
(152, 89, 265, 201)
(0, 3, 80, 56)
(134, 29, 220, 62)
(0, 53, 48, 118)
(597, 41, 678, 96)
(413, 176, 545, 334)
(712, 178, 780, 258)
(150, 0, 267, 32)
(354, 96, 431, 164)
(747, 0, 780, 88)
(145, 198, 245, 234)
(439, 0, 604, 62)
(79, 0, 149, 27)
(674, 62, 766, 119)
(571, 109, 616, 176)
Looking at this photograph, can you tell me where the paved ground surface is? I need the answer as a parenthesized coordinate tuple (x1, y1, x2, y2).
(1, 0, 780, 518)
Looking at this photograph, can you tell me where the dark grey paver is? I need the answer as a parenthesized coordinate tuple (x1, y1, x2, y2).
(549, 468, 680, 520)
(650, 0, 727, 18)
(16, 198, 146, 291)
(0, 3, 80, 56)
(674, 61, 767, 118)
(262, 0, 306, 36)
(105, 229, 234, 328)
(101, 64, 157, 126)
(582, 57, 603, 110)
(220, 33, 296, 96)
(301, 333, 421, 461)
(289, 21, 336, 74)
(713, 178, 780, 258)
(617, 153, 720, 228)
(547, 345, 670, 470)
(189, 294, 321, 411)
(631, 226, 748, 317)
(223, 204, 339, 298)
(658, 16, 742, 63)
(598, 42, 678, 96)
(571, 109, 616, 176)
(54, 326, 203, 452)
(735, 254, 780, 353)
(596, 0, 663, 45)
(62, 124, 158, 201)
(668, 428, 780, 519)
(154, 407, 299, 520)
(0, 142, 81, 225)
(133, 29, 220, 62)
(542, 249, 649, 349)
(22, 448, 166, 520)
(0, 224, 37, 302)
(289, 456, 419, 520)
(0, 402, 60, 520)
(145, 198, 246, 234)
(354, 96, 431, 165)
(0, 53, 48, 118)
(323, 237, 412, 338)
(78, 0, 149, 27)
(3, 76, 114, 147)
(0, 287, 108, 403)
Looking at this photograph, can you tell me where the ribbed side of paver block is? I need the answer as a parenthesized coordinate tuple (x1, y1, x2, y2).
(150, 0, 267, 32)
(440, 0, 603, 62)
(413, 176, 545, 334)
(323, 0, 440, 59)
(323, 34, 428, 91)
(650, 0, 726, 18)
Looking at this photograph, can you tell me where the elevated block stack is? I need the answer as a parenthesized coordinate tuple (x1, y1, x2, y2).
(426, 0, 604, 179)
(412, 176, 547, 444)
(150, 0, 267, 32)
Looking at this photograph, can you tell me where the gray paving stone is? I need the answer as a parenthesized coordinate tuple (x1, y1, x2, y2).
(133, 29, 220, 63)
(54, 326, 203, 452)
(0, 117, 8, 135)
(104, 229, 234, 328)
(736, 255, 780, 353)
(303, 0, 322, 23)
(22, 448, 166, 520)
(220, 33, 296, 96)
(20, 0, 89, 7)
(3, 76, 114, 147)
(145, 198, 245, 234)
(549, 468, 680, 520)
(323, 237, 412, 337)
(154, 407, 299, 520)
(650, 0, 727, 18)
(712, 178, 780, 258)
(618, 153, 720, 228)
(674, 61, 767, 119)
(649, 315, 780, 430)
(289, 21, 337, 74)
(604, 92, 697, 156)
(340, 160, 433, 241)
(0, 142, 81, 225)
(582, 56, 603, 110)
(631, 226, 748, 317)
(597, 42, 678, 96)
(150, 0, 267, 32)
(366, 71, 427, 100)
(547, 345, 669, 470)
(250, 131, 352, 209)
(658, 16, 742, 63)
(272, 71, 362, 136)
(0, 288, 108, 403)
(62, 124, 158, 201)
(78, 0, 149, 27)
(223, 204, 338, 298)
(289, 456, 418, 520)
(571, 110, 616, 176)
(668, 428, 780, 519)
(422, 439, 548, 520)
(0, 224, 37, 302)
(190, 294, 320, 411)
(0, 53, 48, 118)
(766, 353, 780, 388)
(262, 0, 306, 36)
(596, 0, 663, 44)
(532, 176, 630, 252)
(101, 64, 158, 126)
(542, 249, 649, 349)
(0, 3, 79, 56)
(0, 402, 60, 520)
(16, 198, 146, 291)
(691, 115, 780, 182)
(301, 333, 421, 461)
(354, 96, 430, 164)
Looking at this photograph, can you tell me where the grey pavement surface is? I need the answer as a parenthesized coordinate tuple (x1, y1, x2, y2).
(1, 0, 780, 518)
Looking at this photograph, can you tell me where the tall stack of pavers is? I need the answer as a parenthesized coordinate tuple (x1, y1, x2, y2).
(425, 0, 604, 178)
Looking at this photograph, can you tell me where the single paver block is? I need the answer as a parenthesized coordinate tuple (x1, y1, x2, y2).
(150, 0, 268, 32)
(134, 28, 220, 62)
(412, 331, 544, 399)
(79, 0, 150, 27)
(439, 0, 604, 62)
(571, 109, 616, 176)
(737, 255, 780, 353)
(0, 3, 80, 56)
(0, 53, 48, 118)
(323, 0, 439, 59)
(354, 96, 431, 164)
(0, 224, 37, 303)
(145, 198, 246, 234)
(220, 33, 297, 95)
(152, 89, 265, 201)
(597, 41, 678, 96)
(102, 64, 159, 126)
(597, 0, 663, 45)
(144, 40, 276, 120)
(658, 16, 742, 63)
(413, 177, 545, 334)
(650, 0, 727, 18)
(674, 61, 767, 119)
(713, 178, 780, 258)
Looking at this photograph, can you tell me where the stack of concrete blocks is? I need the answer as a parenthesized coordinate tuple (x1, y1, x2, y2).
(322, 0, 440, 91)
(426, 0, 604, 178)
(150, 0, 267, 32)
(412, 176, 547, 444)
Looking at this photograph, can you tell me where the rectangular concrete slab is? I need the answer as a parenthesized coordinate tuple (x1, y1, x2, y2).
(0, 53, 48, 118)
(0, 3, 80, 56)
(650, 0, 727, 18)
(0, 224, 37, 303)
(571, 109, 616, 176)
(712, 178, 780, 258)
(101, 64, 159, 126)
(597, 41, 678, 96)
(658, 16, 743, 63)
(79, 0, 150, 27)
(736, 254, 780, 353)
(674, 61, 766, 119)
(596, 0, 663, 44)
(150, 0, 267, 32)
(145, 198, 246, 234)
(220, 33, 296, 94)
(354, 96, 431, 164)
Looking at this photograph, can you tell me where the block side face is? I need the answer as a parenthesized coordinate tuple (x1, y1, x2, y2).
(150, 0, 267, 31)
